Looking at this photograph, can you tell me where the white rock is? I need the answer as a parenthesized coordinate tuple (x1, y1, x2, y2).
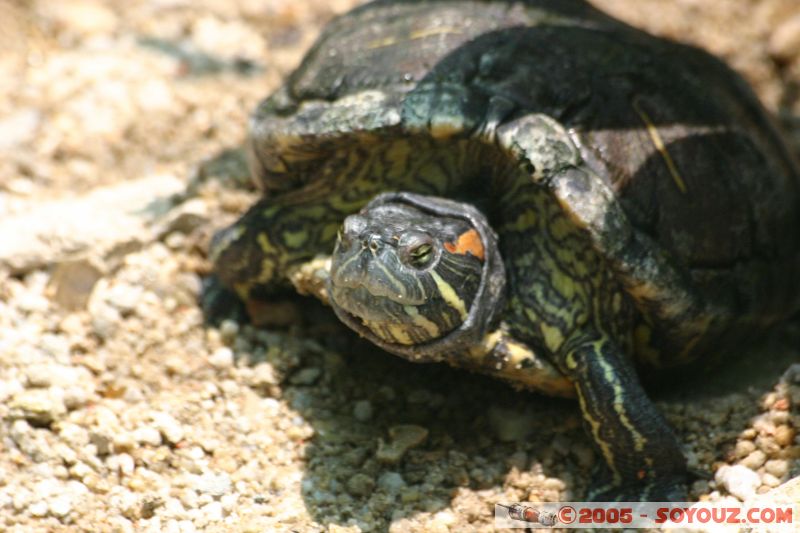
(0, 174, 183, 275)
(28, 500, 48, 517)
(0, 109, 41, 150)
(16, 291, 50, 313)
(209, 347, 234, 370)
(163, 497, 186, 518)
(192, 472, 232, 497)
(38, 0, 118, 36)
(133, 426, 162, 447)
(136, 79, 174, 111)
(0, 379, 24, 402)
(105, 283, 144, 314)
(9, 389, 67, 425)
(48, 495, 72, 517)
(89, 301, 121, 340)
(151, 412, 185, 445)
(200, 500, 223, 522)
(25, 363, 89, 388)
(715, 464, 761, 501)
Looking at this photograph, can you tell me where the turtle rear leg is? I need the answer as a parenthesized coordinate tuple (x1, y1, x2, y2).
(561, 334, 688, 501)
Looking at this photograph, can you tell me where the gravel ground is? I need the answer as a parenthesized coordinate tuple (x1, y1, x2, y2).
(0, 0, 799, 531)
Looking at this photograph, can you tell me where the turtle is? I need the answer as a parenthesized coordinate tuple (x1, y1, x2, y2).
(208, 0, 800, 500)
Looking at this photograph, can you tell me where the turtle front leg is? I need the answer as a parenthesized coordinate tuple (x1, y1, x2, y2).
(461, 327, 574, 399)
(202, 194, 344, 323)
(560, 334, 688, 501)
(210, 196, 343, 299)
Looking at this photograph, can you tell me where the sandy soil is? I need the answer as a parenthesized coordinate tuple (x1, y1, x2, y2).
(0, 0, 798, 531)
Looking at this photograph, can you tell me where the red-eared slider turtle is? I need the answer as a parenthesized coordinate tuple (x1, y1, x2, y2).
(208, 0, 800, 500)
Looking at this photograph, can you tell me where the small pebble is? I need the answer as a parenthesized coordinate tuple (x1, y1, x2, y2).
(376, 425, 428, 464)
(193, 472, 232, 497)
(756, 475, 800, 504)
(90, 432, 113, 456)
(764, 459, 789, 478)
(377, 471, 405, 494)
(17, 291, 50, 313)
(248, 363, 279, 389)
(289, 367, 321, 386)
(755, 435, 780, 455)
(48, 258, 104, 311)
(739, 449, 766, 469)
(28, 501, 48, 517)
(151, 412, 185, 445)
(25, 364, 84, 388)
(219, 319, 239, 344)
(431, 510, 457, 530)
(740, 428, 757, 440)
(488, 405, 535, 442)
(49, 495, 72, 518)
(346, 473, 375, 497)
(105, 283, 143, 315)
(200, 501, 223, 522)
(761, 472, 782, 488)
(9, 389, 67, 426)
(90, 302, 121, 340)
(115, 454, 136, 476)
(63, 387, 90, 410)
(353, 400, 373, 422)
(133, 427, 162, 447)
(112, 432, 136, 452)
(164, 232, 186, 250)
(209, 347, 234, 369)
(70, 462, 92, 480)
(773, 425, 795, 447)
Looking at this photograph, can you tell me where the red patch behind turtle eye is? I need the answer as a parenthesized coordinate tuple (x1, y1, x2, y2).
(443, 228, 485, 261)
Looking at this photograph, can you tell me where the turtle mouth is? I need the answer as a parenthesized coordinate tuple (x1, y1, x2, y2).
(330, 284, 458, 347)
(329, 284, 418, 324)
(330, 272, 427, 306)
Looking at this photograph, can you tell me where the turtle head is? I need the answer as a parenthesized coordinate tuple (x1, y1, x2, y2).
(328, 192, 506, 360)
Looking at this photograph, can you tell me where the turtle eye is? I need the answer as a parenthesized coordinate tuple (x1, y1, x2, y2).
(408, 243, 433, 268)
(399, 232, 435, 268)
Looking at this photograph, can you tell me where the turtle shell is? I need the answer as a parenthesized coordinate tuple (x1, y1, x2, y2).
(247, 0, 800, 364)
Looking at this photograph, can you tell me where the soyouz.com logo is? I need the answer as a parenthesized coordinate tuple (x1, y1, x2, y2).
(495, 502, 797, 529)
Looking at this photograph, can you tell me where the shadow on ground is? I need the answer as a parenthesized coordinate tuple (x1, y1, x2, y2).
(219, 292, 798, 531)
